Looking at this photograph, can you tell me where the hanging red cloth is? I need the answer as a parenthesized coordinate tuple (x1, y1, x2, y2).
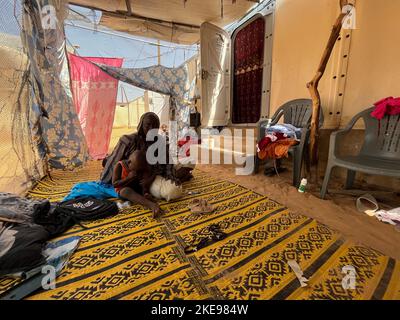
(371, 97, 400, 120)
(68, 53, 123, 160)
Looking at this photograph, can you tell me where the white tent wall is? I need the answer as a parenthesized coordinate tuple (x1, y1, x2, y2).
(113, 103, 133, 128)
(149, 92, 170, 127)
(113, 92, 164, 129)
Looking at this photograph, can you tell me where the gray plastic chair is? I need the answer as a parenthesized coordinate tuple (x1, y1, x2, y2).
(256, 99, 324, 187)
(320, 107, 400, 199)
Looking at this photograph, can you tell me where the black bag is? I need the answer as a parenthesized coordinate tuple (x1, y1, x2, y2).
(190, 106, 201, 128)
(55, 198, 119, 222)
(33, 198, 119, 237)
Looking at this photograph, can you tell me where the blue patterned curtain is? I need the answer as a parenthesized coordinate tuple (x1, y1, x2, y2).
(93, 63, 197, 137)
(22, 0, 88, 169)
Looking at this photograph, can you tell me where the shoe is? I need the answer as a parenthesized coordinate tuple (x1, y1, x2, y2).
(189, 199, 214, 214)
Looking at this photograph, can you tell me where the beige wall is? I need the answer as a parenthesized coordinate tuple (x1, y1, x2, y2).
(270, 0, 339, 127)
(270, 0, 400, 129)
(341, 0, 400, 127)
(268, 0, 400, 190)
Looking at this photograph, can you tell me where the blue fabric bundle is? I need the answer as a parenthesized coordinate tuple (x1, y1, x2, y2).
(63, 181, 118, 202)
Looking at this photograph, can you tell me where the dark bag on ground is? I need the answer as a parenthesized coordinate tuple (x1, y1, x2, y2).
(56, 198, 119, 222)
(33, 198, 119, 237)
(0, 223, 49, 276)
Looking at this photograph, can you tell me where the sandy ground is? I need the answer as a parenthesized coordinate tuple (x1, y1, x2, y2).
(197, 163, 400, 260)
(110, 127, 400, 259)
(6, 124, 398, 259)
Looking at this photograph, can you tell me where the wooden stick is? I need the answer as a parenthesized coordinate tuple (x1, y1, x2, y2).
(125, 0, 133, 16)
(307, 0, 353, 166)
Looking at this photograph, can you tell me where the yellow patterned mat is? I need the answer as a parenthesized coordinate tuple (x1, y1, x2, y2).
(1, 161, 399, 300)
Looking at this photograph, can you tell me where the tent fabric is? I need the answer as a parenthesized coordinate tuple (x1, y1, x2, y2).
(92, 62, 197, 137)
(0, 31, 45, 195)
(68, 54, 123, 160)
(100, 14, 199, 45)
(70, 0, 257, 45)
(21, 0, 88, 169)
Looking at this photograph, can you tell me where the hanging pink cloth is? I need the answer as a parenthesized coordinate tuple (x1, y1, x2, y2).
(68, 53, 123, 160)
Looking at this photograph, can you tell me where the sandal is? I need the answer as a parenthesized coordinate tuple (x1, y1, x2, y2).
(183, 224, 227, 254)
(189, 199, 214, 214)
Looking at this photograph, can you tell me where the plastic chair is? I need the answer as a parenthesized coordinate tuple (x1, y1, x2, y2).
(256, 99, 324, 187)
(320, 107, 400, 199)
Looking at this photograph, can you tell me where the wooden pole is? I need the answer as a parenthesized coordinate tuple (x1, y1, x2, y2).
(308, 0, 353, 165)
(125, 0, 133, 16)
(157, 40, 161, 65)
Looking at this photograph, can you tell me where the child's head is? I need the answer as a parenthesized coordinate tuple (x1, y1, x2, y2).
(128, 150, 148, 171)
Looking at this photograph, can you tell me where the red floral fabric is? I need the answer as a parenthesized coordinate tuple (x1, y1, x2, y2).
(232, 18, 265, 124)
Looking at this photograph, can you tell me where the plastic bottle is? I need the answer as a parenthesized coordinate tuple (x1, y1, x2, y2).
(298, 178, 307, 193)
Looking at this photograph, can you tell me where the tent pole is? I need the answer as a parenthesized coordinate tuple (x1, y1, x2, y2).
(157, 40, 161, 65)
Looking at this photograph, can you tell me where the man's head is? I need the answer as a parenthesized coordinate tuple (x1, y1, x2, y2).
(138, 112, 160, 137)
(128, 150, 148, 171)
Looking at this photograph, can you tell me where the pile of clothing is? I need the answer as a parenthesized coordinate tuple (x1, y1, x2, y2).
(371, 97, 400, 120)
(0, 192, 119, 299)
(355, 194, 400, 231)
(374, 208, 400, 228)
(0, 193, 75, 276)
(257, 124, 301, 160)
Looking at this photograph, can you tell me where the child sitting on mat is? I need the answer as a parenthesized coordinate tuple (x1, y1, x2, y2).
(112, 150, 163, 218)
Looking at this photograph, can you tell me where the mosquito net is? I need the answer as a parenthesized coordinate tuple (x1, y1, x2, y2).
(0, 0, 45, 194)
